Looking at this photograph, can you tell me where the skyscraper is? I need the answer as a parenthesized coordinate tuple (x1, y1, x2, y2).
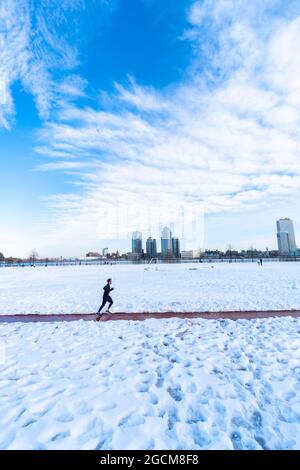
(172, 237, 181, 258)
(276, 218, 298, 256)
(132, 231, 143, 256)
(146, 237, 157, 259)
(161, 226, 172, 258)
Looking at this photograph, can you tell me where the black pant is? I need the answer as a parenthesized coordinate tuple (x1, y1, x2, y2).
(98, 296, 113, 313)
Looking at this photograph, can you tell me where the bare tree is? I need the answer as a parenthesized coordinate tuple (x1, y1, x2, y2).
(227, 243, 233, 262)
(248, 245, 255, 260)
(29, 249, 39, 263)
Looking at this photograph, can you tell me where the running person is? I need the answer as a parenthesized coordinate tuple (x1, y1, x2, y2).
(96, 278, 114, 320)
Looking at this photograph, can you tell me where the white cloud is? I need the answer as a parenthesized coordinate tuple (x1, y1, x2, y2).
(2, 0, 300, 255)
(0, 0, 30, 128)
(33, 0, 300, 254)
(37, 160, 94, 171)
(0, 0, 113, 127)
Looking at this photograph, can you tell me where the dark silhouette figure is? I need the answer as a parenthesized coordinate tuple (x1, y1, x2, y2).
(96, 278, 114, 320)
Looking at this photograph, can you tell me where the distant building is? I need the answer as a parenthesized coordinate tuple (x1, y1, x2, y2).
(109, 251, 120, 260)
(146, 237, 157, 259)
(132, 231, 143, 256)
(102, 248, 109, 257)
(181, 250, 200, 259)
(86, 252, 101, 258)
(203, 250, 220, 259)
(161, 226, 172, 258)
(127, 252, 141, 261)
(172, 238, 181, 258)
(276, 218, 298, 256)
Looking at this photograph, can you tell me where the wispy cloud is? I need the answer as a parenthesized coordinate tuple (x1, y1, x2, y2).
(2, 0, 300, 254)
(33, 0, 300, 252)
(0, 0, 114, 128)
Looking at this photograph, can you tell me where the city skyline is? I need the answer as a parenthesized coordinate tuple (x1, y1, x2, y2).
(119, 219, 299, 260)
(131, 226, 181, 259)
(1, 1, 300, 257)
(1, 216, 299, 260)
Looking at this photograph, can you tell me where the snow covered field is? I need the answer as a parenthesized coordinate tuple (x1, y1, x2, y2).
(0, 316, 300, 450)
(0, 262, 300, 314)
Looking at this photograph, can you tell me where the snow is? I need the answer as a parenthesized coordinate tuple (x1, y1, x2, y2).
(0, 262, 300, 314)
(0, 316, 300, 450)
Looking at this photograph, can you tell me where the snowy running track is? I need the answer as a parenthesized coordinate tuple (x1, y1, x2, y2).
(1, 316, 300, 449)
(0, 310, 300, 323)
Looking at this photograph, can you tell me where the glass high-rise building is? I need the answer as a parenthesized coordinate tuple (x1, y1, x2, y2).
(146, 237, 157, 259)
(172, 237, 181, 258)
(276, 218, 298, 256)
(161, 226, 172, 258)
(132, 231, 143, 255)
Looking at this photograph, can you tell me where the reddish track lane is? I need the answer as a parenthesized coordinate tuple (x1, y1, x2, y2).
(0, 310, 300, 323)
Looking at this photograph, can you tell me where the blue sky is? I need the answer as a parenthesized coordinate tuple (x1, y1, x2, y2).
(1, 0, 300, 257)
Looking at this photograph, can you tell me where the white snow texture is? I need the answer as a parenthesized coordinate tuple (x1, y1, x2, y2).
(0, 262, 300, 314)
(0, 317, 300, 450)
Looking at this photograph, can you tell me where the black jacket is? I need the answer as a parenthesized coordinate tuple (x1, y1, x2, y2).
(103, 284, 113, 298)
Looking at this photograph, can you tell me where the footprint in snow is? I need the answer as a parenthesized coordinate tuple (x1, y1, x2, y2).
(167, 384, 183, 402)
(98, 401, 117, 412)
(51, 431, 70, 442)
(149, 392, 158, 405)
(251, 410, 263, 429)
(186, 406, 206, 424)
(167, 406, 179, 430)
(231, 431, 243, 450)
(137, 383, 149, 393)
